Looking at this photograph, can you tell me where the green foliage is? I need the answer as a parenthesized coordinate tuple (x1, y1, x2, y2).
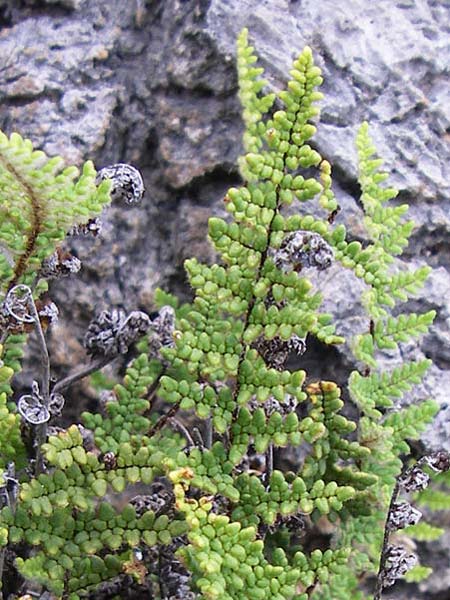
(332, 121, 432, 319)
(174, 482, 350, 600)
(417, 488, 450, 511)
(0, 27, 442, 600)
(153, 286, 192, 320)
(404, 521, 444, 541)
(0, 345, 26, 470)
(82, 353, 162, 454)
(0, 131, 111, 293)
(383, 399, 439, 454)
(404, 564, 433, 583)
(1, 356, 186, 597)
(329, 114, 439, 595)
(349, 359, 431, 418)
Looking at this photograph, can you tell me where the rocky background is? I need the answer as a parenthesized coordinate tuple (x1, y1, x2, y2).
(0, 0, 449, 598)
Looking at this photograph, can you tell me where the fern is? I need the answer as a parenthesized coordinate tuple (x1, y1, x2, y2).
(332, 120, 441, 598)
(0, 131, 110, 294)
(404, 521, 444, 541)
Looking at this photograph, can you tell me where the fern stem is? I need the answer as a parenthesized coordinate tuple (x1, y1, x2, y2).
(265, 443, 273, 487)
(148, 400, 181, 437)
(144, 369, 164, 403)
(373, 479, 400, 600)
(204, 417, 213, 449)
(0, 156, 43, 291)
(52, 355, 114, 394)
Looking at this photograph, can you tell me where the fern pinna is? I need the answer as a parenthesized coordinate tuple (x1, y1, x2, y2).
(0, 28, 443, 600)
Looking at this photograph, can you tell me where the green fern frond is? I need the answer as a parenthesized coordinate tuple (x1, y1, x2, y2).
(334, 123, 429, 327)
(381, 264, 431, 303)
(356, 122, 398, 216)
(404, 564, 433, 583)
(382, 399, 439, 453)
(0, 343, 26, 469)
(237, 28, 276, 162)
(0, 131, 111, 293)
(0, 392, 26, 470)
(404, 521, 444, 541)
(352, 333, 377, 369)
(349, 359, 431, 417)
(0, 28, 442, 600)
(82, 353, 163, 454)
(372, 310, 435, 350)
(416, 488, 450, 511)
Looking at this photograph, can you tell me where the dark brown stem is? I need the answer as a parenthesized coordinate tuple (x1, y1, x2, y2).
(303, 572, 320, 597)
(265, 443, 273, 488)
(0, 156, 43, 291)
(52, 355, 114, 394)
(144, 369, 164, 403)
(373, 479, 401, 600)
(148, 401, 181, 437)
(158, 550, 167, 599)
(204, 417, 213, 449)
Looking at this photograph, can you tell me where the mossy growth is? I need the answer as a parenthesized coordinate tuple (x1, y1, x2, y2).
(0, 27, 443, 600)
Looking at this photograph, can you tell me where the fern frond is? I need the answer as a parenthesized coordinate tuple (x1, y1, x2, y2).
(380, 264, 431, 303)
(352, 333, 377, 369)
(0, 29, 441, 600)
(404, 564, 433, 583)
(356, 122, 398, 217)
(82, 353, 162, 454)
(0, 394, 26, 470)
(404, 521, 444, 541)
(237, 28, 276, 162)
(349, 359, 431, 417)
(382, 399, 439, 453)
(0, 131, 111, 293)
(416, 488, 450, 511)
(373, 310, 435, 350)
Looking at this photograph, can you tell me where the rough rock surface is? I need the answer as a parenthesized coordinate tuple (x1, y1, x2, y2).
(0, 0, 449, 597)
